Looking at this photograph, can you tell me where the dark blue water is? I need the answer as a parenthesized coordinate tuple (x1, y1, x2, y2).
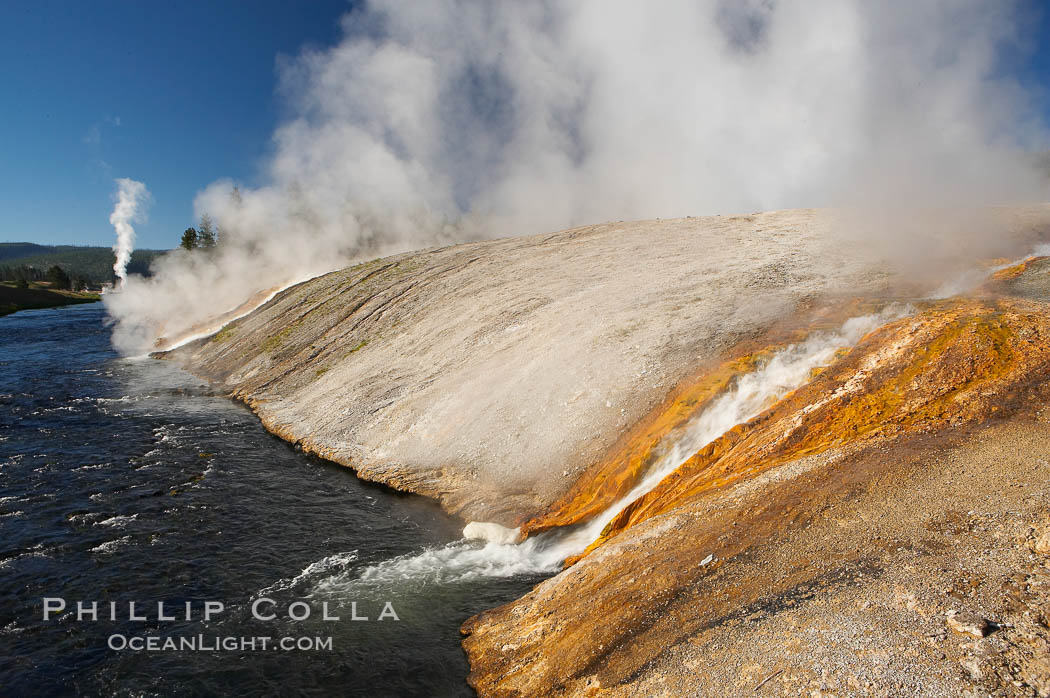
(0, 304, 543, 696)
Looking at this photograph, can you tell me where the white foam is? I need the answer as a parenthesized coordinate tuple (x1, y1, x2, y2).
(90, 536, 132, 554)
(258, 550, 360, 596)
(95, 514, 138, 528)
(68, 512, 104, 524)
(344, 537, 565, 587)
(463, 521, 521, 544)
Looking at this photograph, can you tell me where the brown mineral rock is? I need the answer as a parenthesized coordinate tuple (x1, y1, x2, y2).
(946, 610, 994, 638)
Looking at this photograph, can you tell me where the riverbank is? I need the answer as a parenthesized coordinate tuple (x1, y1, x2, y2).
(0, 281, 100, 316)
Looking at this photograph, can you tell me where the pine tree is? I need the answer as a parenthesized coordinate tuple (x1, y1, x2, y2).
(198, 214, 216, 249)
(46, 265, 71, 290)
(180, 228, 199, 250)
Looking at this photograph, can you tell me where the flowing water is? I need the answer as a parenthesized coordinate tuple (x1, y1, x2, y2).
(0, 305, 546, 696)
(373, 305, 913, 580)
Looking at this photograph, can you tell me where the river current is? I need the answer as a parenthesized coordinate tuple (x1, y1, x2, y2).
(0, 304, 544, 696)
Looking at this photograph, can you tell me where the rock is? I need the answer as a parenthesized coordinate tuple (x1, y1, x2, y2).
(960, 657, 985, 681)
(1031, 525, 1050, 555)
(947, 610, 993, 638)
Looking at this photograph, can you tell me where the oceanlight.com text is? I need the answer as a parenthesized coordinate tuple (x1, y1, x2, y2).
(108, 634, 334, 652)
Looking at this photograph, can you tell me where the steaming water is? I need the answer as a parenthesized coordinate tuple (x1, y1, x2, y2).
(929, 245, 1050, 299)
(157, 285, 288, 354)
(0, 305, 544, 696)
(366, 304, 913, 581)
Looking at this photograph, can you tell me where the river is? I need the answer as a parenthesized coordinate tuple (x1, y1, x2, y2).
(0, 304, 545, 696)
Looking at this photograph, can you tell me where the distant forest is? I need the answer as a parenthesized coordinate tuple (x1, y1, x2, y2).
(0, 243, 167, 286)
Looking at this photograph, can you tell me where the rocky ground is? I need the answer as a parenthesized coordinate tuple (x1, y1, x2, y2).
(463, 417, 1050, 697)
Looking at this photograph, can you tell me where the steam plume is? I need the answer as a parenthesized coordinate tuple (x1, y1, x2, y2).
(109, 178, 150, 286)
(105, 0, 1049, 354)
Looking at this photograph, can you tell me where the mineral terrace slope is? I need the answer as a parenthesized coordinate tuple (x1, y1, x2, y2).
(163, 210, 914, 523)
(462, 416, 1050, 697)
(460, 263, 1050, 697)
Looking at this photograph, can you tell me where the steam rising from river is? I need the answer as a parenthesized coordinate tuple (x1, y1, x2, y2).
(105, 0, 1047, 354)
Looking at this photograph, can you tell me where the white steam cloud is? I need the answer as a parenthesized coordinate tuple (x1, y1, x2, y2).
(108, 178, 150, 286)
(105, 0, 1049, 354)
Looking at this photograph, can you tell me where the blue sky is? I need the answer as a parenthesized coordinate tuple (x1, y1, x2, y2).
(0, 0, 350, 249)
(1, 1, 1049, 250)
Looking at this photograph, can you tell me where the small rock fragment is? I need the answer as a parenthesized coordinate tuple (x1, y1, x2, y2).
(947, 609, 992, 638)
(960, 657, 984, 681)
(1031, 526, 1050, 554)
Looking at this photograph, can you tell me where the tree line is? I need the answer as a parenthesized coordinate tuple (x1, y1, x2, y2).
(0, 245, 163, 286)
(0, 264, 90, 291)
(179, 213, 219, 251)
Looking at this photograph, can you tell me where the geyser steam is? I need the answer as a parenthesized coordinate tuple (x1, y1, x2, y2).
(106, 1, 1049, 353)
(109, 178, 150, 287)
